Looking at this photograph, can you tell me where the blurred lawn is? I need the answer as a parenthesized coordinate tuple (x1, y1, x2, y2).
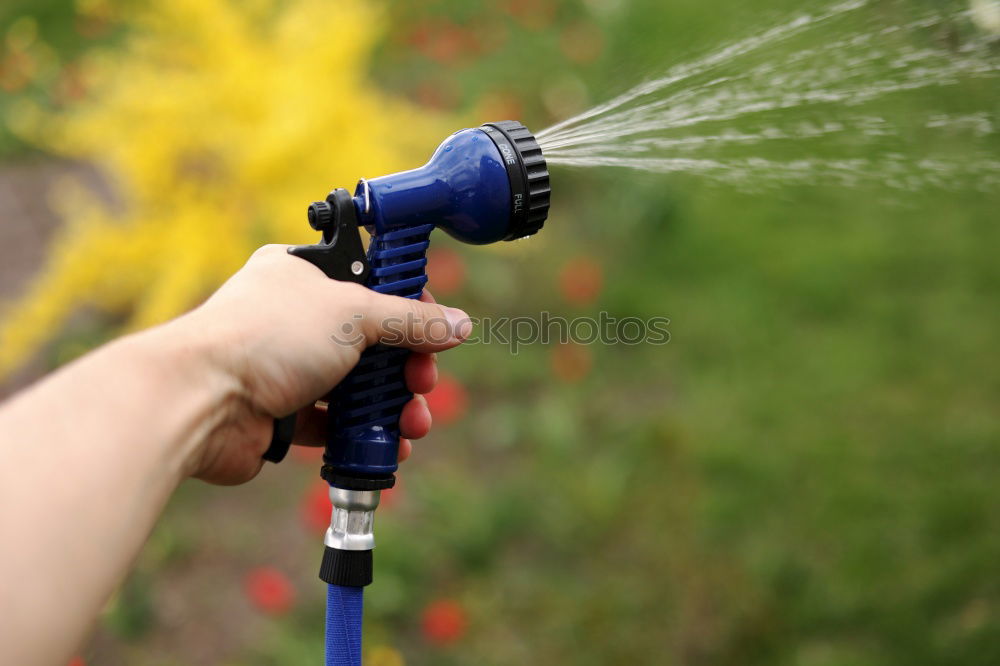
(2, 0, 999, 665)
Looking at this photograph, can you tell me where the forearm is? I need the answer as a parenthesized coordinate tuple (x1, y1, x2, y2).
(0, 317, 245, 665)
(0, 245, 465, 665)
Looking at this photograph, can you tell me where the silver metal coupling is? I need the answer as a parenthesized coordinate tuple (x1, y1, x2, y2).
(324, 487, 381, 552)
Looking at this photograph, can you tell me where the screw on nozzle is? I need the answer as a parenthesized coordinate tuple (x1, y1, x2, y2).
(319, 487, 381, 587)
(307, 200, 334, 231)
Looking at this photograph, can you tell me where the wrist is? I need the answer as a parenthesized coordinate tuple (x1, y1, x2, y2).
(125, 315, 253, 479)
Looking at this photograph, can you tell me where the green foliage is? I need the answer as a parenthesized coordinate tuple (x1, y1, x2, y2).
(0, 0, 125, 156)
(104, 572, 156, 641)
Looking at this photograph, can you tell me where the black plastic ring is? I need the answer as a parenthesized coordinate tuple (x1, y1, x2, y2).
(479, 123, 530, 233)
(320, 466, 396, 490)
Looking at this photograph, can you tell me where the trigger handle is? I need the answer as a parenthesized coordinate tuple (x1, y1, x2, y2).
(264, 188, 368, 464)
(263, 413, 297, 463)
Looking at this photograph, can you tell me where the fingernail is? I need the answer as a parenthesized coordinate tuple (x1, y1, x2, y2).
(444, 307, 472, 341)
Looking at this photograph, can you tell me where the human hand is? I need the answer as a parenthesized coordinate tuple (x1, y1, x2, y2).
(170, 245, 471, 484)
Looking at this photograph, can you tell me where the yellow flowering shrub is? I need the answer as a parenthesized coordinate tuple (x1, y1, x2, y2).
(1, 0, 446, 377)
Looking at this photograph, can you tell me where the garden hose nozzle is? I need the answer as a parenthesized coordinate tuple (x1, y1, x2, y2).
(319, 487, 380, 587)
(263, 121, 550, 587)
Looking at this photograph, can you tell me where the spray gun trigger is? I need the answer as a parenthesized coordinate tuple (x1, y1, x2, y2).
(288, 188, 370, 284)
(263, 188, 371, 465)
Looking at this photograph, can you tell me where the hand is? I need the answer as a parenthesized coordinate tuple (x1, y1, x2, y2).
(172, 245, 471, 484)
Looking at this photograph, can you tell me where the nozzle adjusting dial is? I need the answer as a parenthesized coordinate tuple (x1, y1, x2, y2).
(481, 120, 550, 241)
(308, 200, 334, 231)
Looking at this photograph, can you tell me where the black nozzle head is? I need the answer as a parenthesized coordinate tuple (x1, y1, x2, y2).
(481, 120, 550, 241)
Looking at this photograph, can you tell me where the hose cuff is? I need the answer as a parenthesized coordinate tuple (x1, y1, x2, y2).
(320, 546, 373, 587)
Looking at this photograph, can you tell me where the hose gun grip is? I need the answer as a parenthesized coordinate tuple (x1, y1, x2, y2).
(264, 184, 430, 586)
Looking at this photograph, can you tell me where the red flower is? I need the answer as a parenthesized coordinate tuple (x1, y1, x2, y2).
(67, 658, 85, 666)
(426, 247, 467, 295)
(558, 256, 603, 305)
(380, 474, 403, 509)
(300, 479, 331, 535)
(551, 342, 593, 383)
(421, 598, 467, 645)
(244, 567, 296, 616)
(424, 373, 468, 425)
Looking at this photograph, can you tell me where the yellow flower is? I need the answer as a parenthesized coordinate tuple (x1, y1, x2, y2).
(366, 645, 405, 666)
(1, 0, 447, 377)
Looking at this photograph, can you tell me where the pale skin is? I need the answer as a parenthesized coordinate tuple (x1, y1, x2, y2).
(0, 245, 472, 666)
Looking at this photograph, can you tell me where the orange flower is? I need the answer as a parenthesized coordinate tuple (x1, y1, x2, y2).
(244, 567, 296, 615)
(559, 256, 603, 305)
(426, 247, 467, 295)
(67, 658, 86, 666)
(551, 342, 593, 383)
(421, 598, 467, 645)
(424, 373, 468, 425)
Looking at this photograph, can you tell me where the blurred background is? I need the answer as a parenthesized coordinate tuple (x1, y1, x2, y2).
(1, 0, 998, 664)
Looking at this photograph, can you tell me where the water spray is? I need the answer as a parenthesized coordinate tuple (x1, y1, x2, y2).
(535, 2, 1000, 191)
(262, 121, 549, 665)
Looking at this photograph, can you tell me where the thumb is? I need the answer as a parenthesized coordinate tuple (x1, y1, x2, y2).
(355, 290, 473, 353)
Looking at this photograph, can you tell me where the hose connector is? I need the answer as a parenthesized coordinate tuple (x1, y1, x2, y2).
(319, 487, 380, 587)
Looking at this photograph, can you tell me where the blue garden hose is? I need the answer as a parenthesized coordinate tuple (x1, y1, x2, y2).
(326, 585, 363, 666)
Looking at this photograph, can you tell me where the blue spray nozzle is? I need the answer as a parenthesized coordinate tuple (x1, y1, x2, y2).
(316, 122, 550, 486)
(268, 121, 550, 472)
(354, 121, 550, 245)
(273, 122, 550, 599)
